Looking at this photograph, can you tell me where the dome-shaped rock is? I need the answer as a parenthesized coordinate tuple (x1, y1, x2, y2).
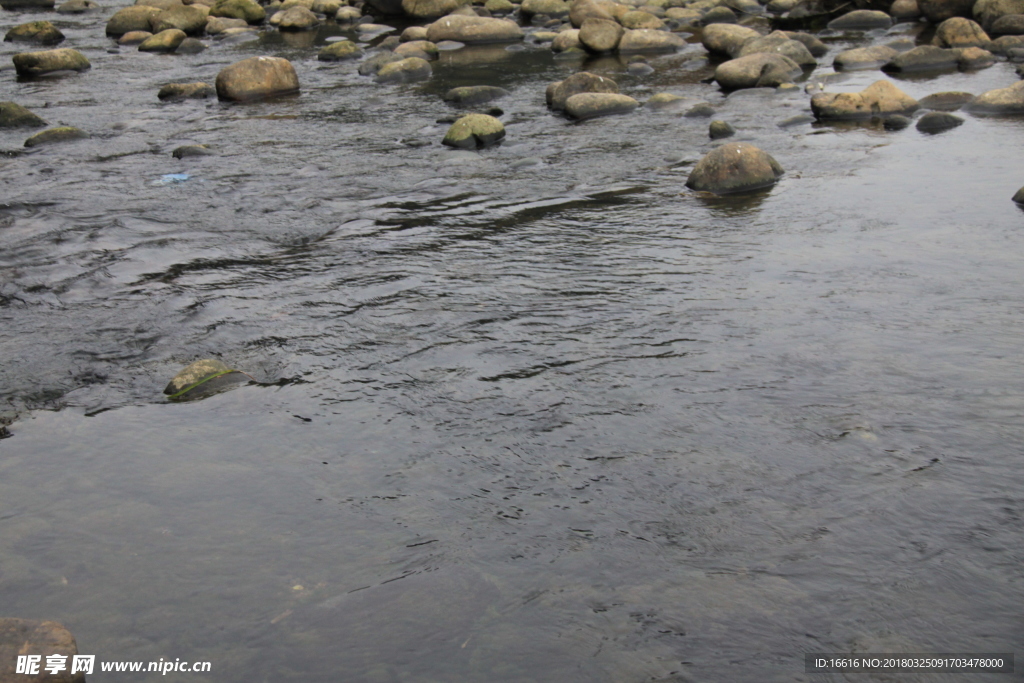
(24, 126, 88, 147)
(442, 113, 505, 148)
(0, 101, 47, 128)
(5, 21, 65, 45)
(13, 48, 90, 77)
(564, 92, 639, 118)
(425, 14, 523, 43)
(685, 142, 784, 194)
(546, 71, 619, 110)
(215, 56, 299, 101)
(714, 53, 801, 90)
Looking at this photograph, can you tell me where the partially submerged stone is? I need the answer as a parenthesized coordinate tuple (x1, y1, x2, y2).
(915, 111, 964, 132)
(395, 40, 438, 60)
(617, 28, 685, 52)
(737, 30, 816, 66)
(955, 45, 995, 67)
(444, 85, 509, 105)
(700, 23, 760, 58)
(965, 79, 1024, 113)
(564, 92, 638, 118)
(158, 81, 216, 99)
(375, 56, 432, 83)
(0, 619, 85, 683)
(709, 119, 735, 138)
(0, 101, 47, 128)
(425, 14, 523, 43)
(13, 48, 90, 77)
(546, 71, 619, 110)
(139, 28, 187, 52)
(882, 45, 958, 72)
(164, 359, 248, 400)
(579, 16, 624, 52)
(827, 9, 893, 29)
(153, 5, 209, 34)
(685, 142, 784, 194)
(172, 144, 214, 157)
(442, 113, 505, 148)
(932, 17, 990, 47)
(215, 56, 299, 101)
(209, 0, 266, 23)
(24, 126, 88, 147)
(318, 40, 362, 60)
(1012, 185, 1024, 203)
(918, 90, 975, 110)
(57, 0, 99, 12)
(4, 21, 65, 46)
(403, 0, 469, 18)
(119, 30, 154, 44)
(646, 92, 683, 108)
(834, 44, 898, 69)
(272, 5, 320, 29)
(106, 5, 163, 36)
(810, 80, 919, 119)
(714, 53, 801, 90)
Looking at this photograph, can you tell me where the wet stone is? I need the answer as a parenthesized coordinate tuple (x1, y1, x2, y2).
(834, 44, 898, 70)
(646, 92, 683, 108)
(882, 45, 959, 72)
(991, 13, 1024, 33)
(164, 359, 247, 399)
(119, 30, 154, 45)
(4, 21, 66, 46)
(318, 40, 362, 60)
(442, 113, 505, 148)
(684, 101, 715, 117)
(138, 28, 187, 52)
(0, 101, 47, 128)
(13, 48, 90, 77)
(709, 119, 735, 138)
(444, 85, 509, 105)
(827, 9, 893, 30)
(24, 126, 88, 147)
(702, 6, 738, 24)
(57, 0, 99, 12)
(546, 71, 619, 110)
(172, 144, 214, 157)
(158, 81, 216, 100)
(1013, 185, 1024, 203)
(215, 56, 300, 101)
(918, 90, 975, 110)
(685, 142, 784, 194)
(777, 113, 814, 127)
(106, 6, 162, 36)
(0, 619, 85, 683)
(375, 56, 432, 83)
(176, 37, 206, 53)
(883, 114, 912, 129)
(965, 79, 1024, 114)
(811, 80, 919, 120)
(564, 92, 639, 118)
(916, 111, 964, 132)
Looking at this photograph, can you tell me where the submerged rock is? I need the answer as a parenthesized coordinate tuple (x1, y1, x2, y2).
(883, 113, 912, 129)
(442, 113, 505, 148)
(564, 92, 638, 118)
(546, 71, 619, 110)
(646, 92, 683, 107)
(965, 79, 1024, 113)
(164, 359, 249, 400)
(684, 101, 716, 116)
(0, 101, 47, 128)
(158, 81, 216, 99)
(1013, 185, 1024, 203)
(444, 85, 509, 104)
(685, 142, 784, 194)
(4, 21, 65, 46)
(810, 80, 919, 119)
(13, 48, 90, 77)
(216, 56, 299, 101)
(916, 110, 964, 132)
(24, 126, 88, 147)
(0, 619, 85, 683)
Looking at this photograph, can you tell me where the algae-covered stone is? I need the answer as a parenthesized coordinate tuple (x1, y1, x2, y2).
(172, 144, 214, 157)
(918, 90, 974, 110)
(13, 48, 90, 77)
(4, 21, 66, 46)
(1013, 185, 1024, 203)
(106, 5, 163, 35)
(0, 619, 85, 683)
(737, 30, 816, 66)
(685, 101, 715, 116)
(915, 110, 964, 132)
(394, 39, 439, 59)
(317, 40, 362, 60)
(564, 92, 638, 118)
(810, 80, 919, 119)
(139, 28, 187, 51)
(0, 102, 47, 128)
(686, 142, 783, 194)
(164, 359, 248, 400)
(709, 119, 735, 138)
(216, 56, 299, 101)
(444, 85, 509, 104)
(158, 81, 215, 99)
(210, 0, 266, 23)
(442, 113, 505, 148)
(520, 0, 570, 17)
(206, 15, 248, 32)
(272, 5, 320, 29)
(24, 126, 88, 147)
(375, 56, 432, 83)
(57, 0, 99, 12)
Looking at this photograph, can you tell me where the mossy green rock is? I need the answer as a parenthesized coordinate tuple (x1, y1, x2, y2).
(442, 113, 505, 148)
(317, 40, 362, 60)
(685, 142, 784, 194)
(24, 126, 88, 147)
(210, 0, 266, 23)
(106, 5, 163, 35)
(646, 92, 682, 107)
(4, 21, 65, 46)
(164, 359, 247, 400)
(1013, 185, 1024, 203)
(0, 102, 47, 128)
(13, 48, 90, 77)
(139, 28, 187, 52)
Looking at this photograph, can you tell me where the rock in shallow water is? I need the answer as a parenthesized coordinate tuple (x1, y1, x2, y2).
(810, 80, 919, 120)
(375, 56, 432, 83)
(546, 71, 618, 110)
(827, 9, 893, 29)
(164, 359, 249, 400)
(13, 48, 90, 77)
(444, 85, 508, 104)
(709, 119, 735, 138)
(4, 21, 65, 46)
(172, 144, 214, 158)
(564, 92, 638, 118)
(317, 39, 361, 60)
(158, 81, 215, 99)
(965, 79, 1024, 113)
(714, 53, 802, 90)
(216, 56, 299, 101)
(0, 619, 85, 683)
(916, 111, 964, 132)
(0, 101, 47, 128)
(442, 113, 505, 148)
(24, 126, 88, 147)
(685, 142, 784, 194)
(139, 28, 187, 52)
(425, 15, 523, 43)
(883, 45, 959, 72)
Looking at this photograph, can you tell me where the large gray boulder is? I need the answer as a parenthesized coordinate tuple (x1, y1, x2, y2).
(12, 48, 90, 77)
(425, 15, 523, 42)
(810, 79, 919, 119)
(714, 53, 801, 89)
(685, 142, 784, 194)
(215, 56, 299, 101)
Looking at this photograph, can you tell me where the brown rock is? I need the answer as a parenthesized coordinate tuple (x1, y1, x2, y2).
(810, 79, 919, 119)
(425, 14, 524, 43)
(215, 56, 299, 101)
(546, 70, 618, 109)
(714, 52, 801, 89)
(685, 142, 783, 194)
(932, 16, 990, 46)
(965, 79, 1024, 113)
(0, 619, 85, 683)
(578, 16, 624, 51)
(700, 23, 760, 57)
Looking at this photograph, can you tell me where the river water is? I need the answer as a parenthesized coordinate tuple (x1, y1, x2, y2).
(1, 7, 1023, 682)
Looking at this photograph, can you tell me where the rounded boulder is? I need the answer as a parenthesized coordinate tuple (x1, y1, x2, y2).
(442, 113, 505, 148)
(215, 56, 299, 101)
(685, 142, 784, 194)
